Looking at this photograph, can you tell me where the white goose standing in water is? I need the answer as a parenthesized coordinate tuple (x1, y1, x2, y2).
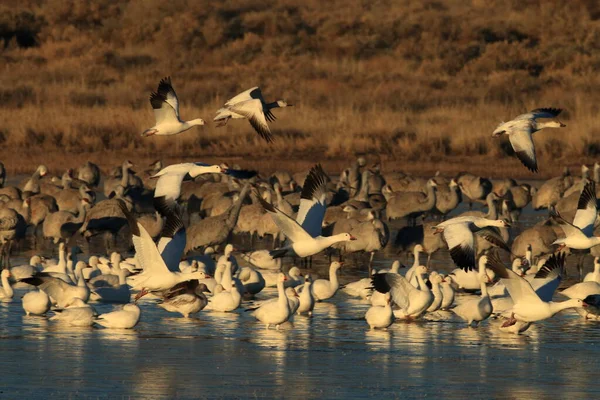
(492, 108, 566, 173)
(142, 77, 205, 137)
(214, 87, 293, 143)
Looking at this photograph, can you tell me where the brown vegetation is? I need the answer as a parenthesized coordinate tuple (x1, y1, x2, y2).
(1, 0, 600, 177)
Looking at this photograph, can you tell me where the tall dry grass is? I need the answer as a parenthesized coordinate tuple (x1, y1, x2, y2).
(1, 0, 600, 177)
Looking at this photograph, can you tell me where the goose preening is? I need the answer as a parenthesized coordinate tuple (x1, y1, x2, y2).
(433, 216, 510, 270)
(142, 77, 205, 137)
(251, 273, 292, 329)
(49, 298, 95, 327)
(94, 304, 141, 329)
(214, 87, 293, 143)
(365, 292, 394, 330)
(551, 181, 600, 251)
(21, 265, 90, 308)
(157, 280, 211, 318)
(22, 288, 50, 315)
(492, 108, 566, 173)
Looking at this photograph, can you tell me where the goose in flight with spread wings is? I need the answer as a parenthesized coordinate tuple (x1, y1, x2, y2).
(117, 201, 207, 300)
(259, 164, 356, 258)
(492, 108, 566, 173)
(433, 216, 510, 270)
(486, 252, 585, 325)
(214, 87, 292, 143)
(152, 162, 256, 216)
(142, 77, 205, 137)
(551, 181, 600, 250)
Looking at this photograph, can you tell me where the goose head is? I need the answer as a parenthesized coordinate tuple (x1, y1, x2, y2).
(276, 100, 292, 108)
(37, 165, 48, 177)
(340, 233, 357, 241)
(285, 287, 300, 298)
(415, 265, 428, 276)
(288, 267, 302, 279)
(196, 283, 211, 294)
(277, 272, 288, 283)
(1, 269, 11, 279)
(330, 261, 343, 272)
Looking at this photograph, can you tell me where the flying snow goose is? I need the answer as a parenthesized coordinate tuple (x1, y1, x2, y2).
(371, 265, 433, 319)
(152, 162, 256, 216)
(365, 293, 394, 330)
(295, 164, 329, 238)
(259, 166, 356, 259)
(22, 288, 50, 315)
(451, 263, 493, 327)
(118, 201, 207, 299)
(551, 181, 600, 250)
(142, 77, 205, 137)
(252, 273, 292, 329)
(49, 298, 95, 327)
(94, 304, 141, 329)
(488, 252, 585, 325)
(214, 87, 293, 143)
(157, 280, 211, 318)
(492, 108, 566, 173)
(433, 216, 510, 270)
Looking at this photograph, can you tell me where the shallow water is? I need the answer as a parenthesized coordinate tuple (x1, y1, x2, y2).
(2, 185, 600, 398)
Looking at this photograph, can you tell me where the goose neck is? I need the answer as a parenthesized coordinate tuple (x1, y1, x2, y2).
(1, 274, 12, 297)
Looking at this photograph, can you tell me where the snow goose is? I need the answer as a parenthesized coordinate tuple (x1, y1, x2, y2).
(22, 288, 50, 315)
(310, 261, 342, 301)
(241, 250, 282, 271)
(492, 108, 565, 173)
(260, 166, 356, 259)
(426, 272, 444, 312)
(456, 173, 492, 209)
(141, 77, 205, 137)
(0, 269, 14, 301)
(584, 257, 600, 283)
(49, 298, 95, 327)
(342, 277, 373, 299)
(581, 295, 600, 319)
(490, 252, 585, 324)
(551, 181, 600, 251)
(561, 281, 600, 319)
(297, 275, 315, 316)
(365, 293, 394, 330)
(94, 304, 141, 329)
(21, 264, 89, 308)
(89, 268, 131, 304)
(214, 87, 292, 143)
(157, 280, 210, 318)
(440, 275, 455, 310)
(238, 267, 265, 296)
(372, 265, 433, 319)
(252, 273, 292, 329)
(208, 281, 242, 312)
(433, 215, 510, 270)
(451, 268, 493, 327)
(119, 202, 208, 299)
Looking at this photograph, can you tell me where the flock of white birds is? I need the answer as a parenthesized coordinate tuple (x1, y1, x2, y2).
(0, 77, 598, 335)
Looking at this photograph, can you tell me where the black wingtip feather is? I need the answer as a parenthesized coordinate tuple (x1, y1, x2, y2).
(484, 250, 510, 279)
(160, 208, 184, 239)
(150, 91, 166, 109)
(371, 273, 392, 294)
(532, 107, 562, 117)
(117, 200, 140, 236)
(300, 164, 329, 201)
(515, 150, 538, 173)
(534, 252, 566, 279)
(257, 194, 277, 213)
(450, 246, 476, 271)
(269, 248, 289, 259)
(577, 181, 596, 211)
(225, 169, 258, 180)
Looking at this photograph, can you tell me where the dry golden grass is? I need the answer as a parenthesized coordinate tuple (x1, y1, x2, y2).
(1, 0, 600, 178)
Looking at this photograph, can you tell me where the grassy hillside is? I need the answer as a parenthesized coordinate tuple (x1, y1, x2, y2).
(1, 0, 600, 177)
